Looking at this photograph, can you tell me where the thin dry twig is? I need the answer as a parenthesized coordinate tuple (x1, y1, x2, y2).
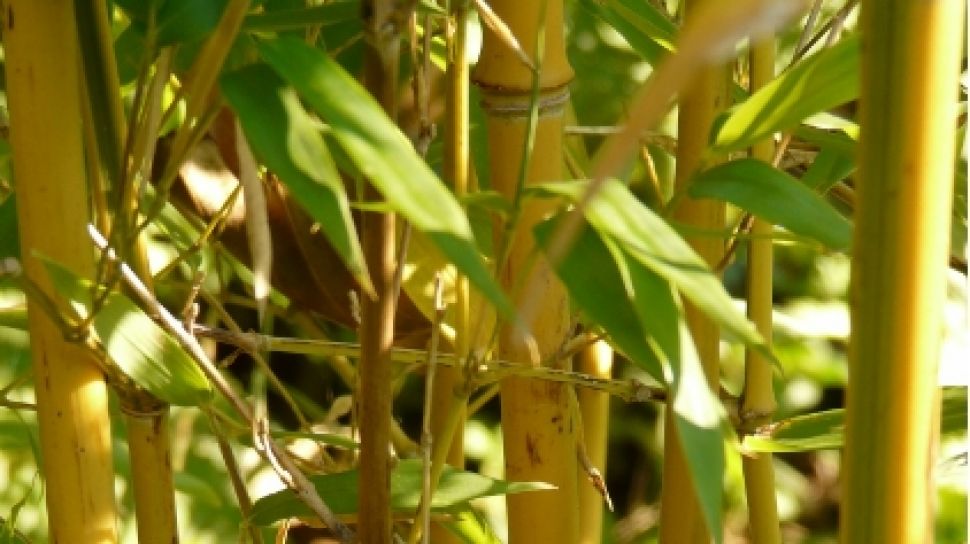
(193, 325, 662, 403)
(86, 225, 356, 543)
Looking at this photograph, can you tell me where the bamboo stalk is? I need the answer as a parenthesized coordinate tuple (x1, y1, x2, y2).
(841, 1, 964, 542)
(74, 5, 183, 541)
(3, 2, 118, 541)
(124, 406, 179, 544)
(473, 2, 580, 543)
(739, 37, 780, 544)
(359, 1, 404, 541)
(577, 341, 613, 544)
(658, 0, 731, 541)
(428, 5, 472, 543)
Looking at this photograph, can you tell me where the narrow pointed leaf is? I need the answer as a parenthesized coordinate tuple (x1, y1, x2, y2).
(221, 63, 373, 296)
(534, 217, 664, 382)
(40, 258, 212, 406)
(669, 315, 726, 544)
(744, 387, 967, 453)
(714, 34, 860, 152)
(249, 459, 553, 526)
(257, 36, 513, 318)
(530, 180, 771, 361)
(578, 0, 676, 63)
(688, 158, 853, 250)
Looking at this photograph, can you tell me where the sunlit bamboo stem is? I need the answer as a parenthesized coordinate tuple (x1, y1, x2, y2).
(739, 36, 781, 544)
(841, 0, 964, 542)
(473, 1, 580, 542)
(577, 341, 613, 544)
(3, 2, 118, 540)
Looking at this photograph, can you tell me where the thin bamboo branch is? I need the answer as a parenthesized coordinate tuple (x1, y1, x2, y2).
(739, 36, 781, 544)
(192, 325, 661, 403)
(87, 226, 356, 543)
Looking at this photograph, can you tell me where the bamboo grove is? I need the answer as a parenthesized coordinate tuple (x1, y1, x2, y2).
(0, 0, 965, 543)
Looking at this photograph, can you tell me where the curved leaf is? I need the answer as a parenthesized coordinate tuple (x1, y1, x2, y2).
(257, 36, 513, 318)
(742, 387, 967, 453)
(714, 34, 860, 152)
(688, 158, 853, 250)
(40, 258, 212, 407)
(530, 180, 772, 362)
(534, 216, 665, 383)
(249, 459, 553, 526)
(221, 63, 373, 296)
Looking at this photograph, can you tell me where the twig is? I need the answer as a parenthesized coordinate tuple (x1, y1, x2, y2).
(86, 224, 356, 543)
(193, 325, 663, 403)
(417, 275, 446, 544)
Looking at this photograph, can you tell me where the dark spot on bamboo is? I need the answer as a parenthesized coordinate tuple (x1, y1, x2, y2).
(525, 433, 541, 466)
(7, 6, 13, 30)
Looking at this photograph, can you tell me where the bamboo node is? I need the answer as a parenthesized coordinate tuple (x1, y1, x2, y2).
(477, 85, 570, 118)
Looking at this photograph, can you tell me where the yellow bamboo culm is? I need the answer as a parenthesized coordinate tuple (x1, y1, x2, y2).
(3, 1, 118, 542)
(473, 2, 580, 543)
(841, 0, 964, 542)
(740, 37, 781, 544)
(124, 408, 178, 544)
(658, 1, 730, 541)
(577, 341, 613, 544)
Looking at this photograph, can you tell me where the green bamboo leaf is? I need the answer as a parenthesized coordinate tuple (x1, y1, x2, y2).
(669, 315, 725, 544)
(257, 36, 513, 318)
(0, 196, 19, 259)
(530, 180, 771, 361)
(714, 34, 860, 152)
(249, 459, 553, 526)
(743, 387, 967, 453)
(221, 63, 373, 296)
(534, 217, 665, 383)
(801, 147, 856, 192)
(578, 0, 676, 64)
(688, 158, 853, 250)
(40, 258, 212, 407)
(94, 294, 213, 406)
(243, 1, 359, 31)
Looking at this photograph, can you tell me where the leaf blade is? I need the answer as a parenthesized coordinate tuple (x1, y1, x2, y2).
(688, 158, 853, 250)
(257, 36, 513, 318)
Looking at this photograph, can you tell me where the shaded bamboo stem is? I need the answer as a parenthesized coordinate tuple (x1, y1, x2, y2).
(427, 5, 472, 543)
(840, 0, 964, 542)
(658, 0, 730, 540)
(739, 37, 781, 544)
(359, 1, 404, 540)
(3, 2, 118, 541)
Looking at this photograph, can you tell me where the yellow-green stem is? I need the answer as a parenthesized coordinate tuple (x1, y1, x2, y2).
(577, 341, 613, 544)
(841, 0, 964, 542)
(3, 1, 118, 541)
(739, 36, 781, 544)
(658, 1, 730, 540)
(428, 5, 472, 542)
(124, 407, 179, 544)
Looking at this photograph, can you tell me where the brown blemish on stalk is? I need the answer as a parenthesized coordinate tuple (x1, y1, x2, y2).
(525, 433, 542, 466)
